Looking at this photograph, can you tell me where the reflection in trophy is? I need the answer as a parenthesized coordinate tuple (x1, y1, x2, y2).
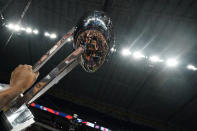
(2, 11, 114, 131)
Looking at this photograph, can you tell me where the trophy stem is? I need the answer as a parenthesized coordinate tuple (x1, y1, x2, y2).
(32, 27, 75, 72)
(3, 47, 85, 112)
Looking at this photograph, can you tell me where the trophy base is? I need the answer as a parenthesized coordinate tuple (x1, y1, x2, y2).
(1, 104, 34, 131)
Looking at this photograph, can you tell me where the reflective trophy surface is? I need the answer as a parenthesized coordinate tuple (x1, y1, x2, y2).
(1, 11, 114, 131)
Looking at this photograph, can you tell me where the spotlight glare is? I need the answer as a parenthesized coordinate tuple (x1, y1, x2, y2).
(67, 37, 72, 42)
(26, 27, 32, 33)
(20, 27, 26, 31)
(33, 29, 39, 34)
(44, 32, 50, 36)
(187, 65, 197, 71)
(13, 24, 20, 31)
(133, 51, 145, 59)
(166, 58, 178, 67)
(110, 47, 116, 52)
(50, 33, 57, 39)
(6, 23, 14, 29)
(149, 56, 163, 63)
(121, 48, 131, 56)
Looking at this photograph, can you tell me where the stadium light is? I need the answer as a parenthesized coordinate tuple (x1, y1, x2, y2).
(13, 24, 20, 31)
(166, 58, 178, 67)
(33, 29, 39, 34)
(44, 32, 50, 36)
(50, 33, 57, 39)
(121, 48, 131, 56)
(110, 47, 116, 52)
(149, 56, 163, 63)
(26, 27, 32, 33)
(6, 23, 14, 29)
(20, 27, 26, 31)
(187, 65, 197, 71)
(133, 51, 145, 59)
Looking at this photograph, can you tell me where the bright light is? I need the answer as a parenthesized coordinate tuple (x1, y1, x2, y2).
(13, 24, 20, 31)
(26, 27, 32, 33)
(50, 33, 57, 39)
(187, 65, 197, 71)
(149, 56, 163, 63)
(133, 51, 145, 59)
(110, 47, 116, 52)
(44, 32, 50, 36)
(33, 29, 39, 34)
(166, 58, 178, 67)
(67, 37, 72, 42)
(121, 48, 131, 56)
(6, 23, 14, 29)
(20, 27, 26, 31)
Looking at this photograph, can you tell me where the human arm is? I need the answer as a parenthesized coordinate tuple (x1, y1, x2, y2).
(0, 65, 39, 111)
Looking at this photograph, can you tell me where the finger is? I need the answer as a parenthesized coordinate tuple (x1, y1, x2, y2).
(13, 65, 23, 72)
(18, 64, 23, 68)
(24, 64, 31, 68)
(28, 72, 39, 90)
(21, 65, 31, 72)
(18, 64, 26, 69)
(13, 65, 25, 75)
(33, 72, 39, 82)
(11, 65, 20, 77)
(25, 65, 33, 71)
(35, 71, 39, 78)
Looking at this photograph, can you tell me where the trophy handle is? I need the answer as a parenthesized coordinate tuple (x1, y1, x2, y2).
(3, 46, 85, 112)
(32, 27, 75, 72)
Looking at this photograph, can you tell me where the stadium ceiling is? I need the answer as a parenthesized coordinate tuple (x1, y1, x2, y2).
(0, 0, 197, 130)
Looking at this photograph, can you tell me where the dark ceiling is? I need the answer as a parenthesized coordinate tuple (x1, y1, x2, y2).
(0, 0, 197, 130)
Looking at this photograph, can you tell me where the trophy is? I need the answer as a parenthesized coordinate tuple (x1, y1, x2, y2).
(1, 11, 114, 131)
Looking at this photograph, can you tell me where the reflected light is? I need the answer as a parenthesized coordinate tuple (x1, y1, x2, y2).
(67, 37, 72, 42)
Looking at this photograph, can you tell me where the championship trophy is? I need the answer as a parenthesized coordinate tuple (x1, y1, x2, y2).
(0, 11, 114, 131)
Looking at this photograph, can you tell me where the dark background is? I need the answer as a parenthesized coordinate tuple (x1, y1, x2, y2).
(0, 0, 197, 130)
